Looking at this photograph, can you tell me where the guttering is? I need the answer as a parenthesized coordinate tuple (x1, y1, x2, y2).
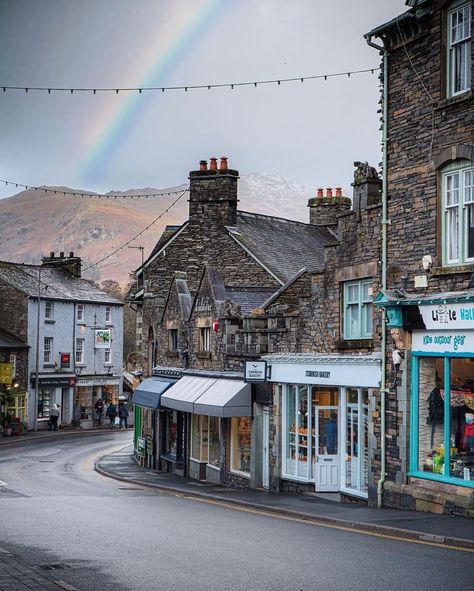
(364, 32, 389, 509)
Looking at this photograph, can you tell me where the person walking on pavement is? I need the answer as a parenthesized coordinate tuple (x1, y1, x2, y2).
(119, 404, 129, 429)
(106, 401, 117, 429)
(49, 404, 60, 431)
(94, 398, 104, 426)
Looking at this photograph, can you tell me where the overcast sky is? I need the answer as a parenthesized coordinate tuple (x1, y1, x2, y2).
(0, 0, 407, 200)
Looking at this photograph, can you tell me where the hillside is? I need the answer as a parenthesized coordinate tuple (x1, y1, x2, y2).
(0, 173, 315, 286)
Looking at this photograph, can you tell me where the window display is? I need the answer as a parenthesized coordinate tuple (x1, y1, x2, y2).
(38, 388, 52, 418)
(231, 417, 251, 475)
(415, 356, 474, 484)
(286, 385, 310, 479)
(344, 388, 368, 494)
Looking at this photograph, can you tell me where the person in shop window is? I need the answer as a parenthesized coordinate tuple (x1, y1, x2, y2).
(106, 401, 117, 429)
(48, 404, 60, 431)
(463, 413, 474, 452)
(119, 404, 129, 429)
(94, 398, 104, 426)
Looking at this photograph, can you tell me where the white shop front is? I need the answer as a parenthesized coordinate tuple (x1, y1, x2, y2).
(265, 354, 381, 498)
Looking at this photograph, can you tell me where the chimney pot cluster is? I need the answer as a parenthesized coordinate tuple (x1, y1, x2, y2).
(316, 187, 344, 198)
(198, 156, 229, 172)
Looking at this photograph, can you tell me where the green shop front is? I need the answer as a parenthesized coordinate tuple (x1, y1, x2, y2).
(378, 290, 474, 516)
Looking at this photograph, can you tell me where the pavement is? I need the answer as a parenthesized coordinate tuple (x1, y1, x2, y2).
(96, 445, 474, 552)
(0, 425, 133, 447)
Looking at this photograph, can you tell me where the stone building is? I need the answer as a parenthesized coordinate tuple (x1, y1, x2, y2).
(131, 156, 385, 499)
(366, 0, 474, 515)
(0, 328, 29, 435)
(0, 253, 123, 430)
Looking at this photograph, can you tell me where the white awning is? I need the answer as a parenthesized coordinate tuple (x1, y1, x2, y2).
(160, 375, 252, 417)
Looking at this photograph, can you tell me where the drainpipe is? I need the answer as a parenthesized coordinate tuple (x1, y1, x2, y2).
(365, 33, 389, 508)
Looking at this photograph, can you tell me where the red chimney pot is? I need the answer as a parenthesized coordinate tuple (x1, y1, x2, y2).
(317, 188, 324, 198)
(335, 187, 342, 198)
(326, 188, 333, 198)
(209, 157, 218, 171)
(199, 160, 208, 171)
(220, 157, 228, 171)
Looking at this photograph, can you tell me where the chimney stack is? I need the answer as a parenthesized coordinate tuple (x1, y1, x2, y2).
(189, 155, 239, 228)
(41, 251, 82, 277)
(308, 185, 351, 226)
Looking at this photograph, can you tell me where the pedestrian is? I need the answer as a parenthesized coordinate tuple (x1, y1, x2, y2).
(106, 401, 117, 429)
(49, 404, 60, 431)
(119, 404, 129, 429)
(94, 398, 104, 426)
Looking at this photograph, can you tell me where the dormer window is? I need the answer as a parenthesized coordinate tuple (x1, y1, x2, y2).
(447, 2, 472, 97)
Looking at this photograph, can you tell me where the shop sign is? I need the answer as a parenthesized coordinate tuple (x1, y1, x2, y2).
(420, 302, 474, 330)
(268, 361, 381, 387)
(76, 377, 118, 387)
(412, 330, 474, 354)
(244, 360, 267, 383)
(60, 352, 71, 368)
(30, 375, 74, 387)
(0, 363, 13, 384)
(136, 437, 145, 457)
(94, 329, 111, 349)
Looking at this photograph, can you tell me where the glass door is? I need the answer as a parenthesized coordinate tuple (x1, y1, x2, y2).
(312, 387, 340, 492)
(343, 388, 369, 495)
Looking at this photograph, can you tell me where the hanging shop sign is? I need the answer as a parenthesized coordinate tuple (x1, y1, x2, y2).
(0, 363, 13, 384)
(412, 330, 474, 354)
(94, 329, 111, 349)
(244, 360, 268, 383)
(420, 302, 474, 330)
(136, 437, 145, 458)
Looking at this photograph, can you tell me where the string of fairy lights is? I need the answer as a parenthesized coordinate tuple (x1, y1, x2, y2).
(0, 67, 378, 95)
(82, 188, 189, 271)
(0, 178, 188, 199)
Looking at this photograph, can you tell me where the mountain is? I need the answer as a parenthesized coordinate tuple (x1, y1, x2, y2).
(0, 173, 315, 286)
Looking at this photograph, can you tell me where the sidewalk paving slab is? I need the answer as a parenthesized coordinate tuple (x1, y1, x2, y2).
(96, 445, 474, 551)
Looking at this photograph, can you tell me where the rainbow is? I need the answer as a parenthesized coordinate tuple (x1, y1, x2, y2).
(77, 0, 223, 186)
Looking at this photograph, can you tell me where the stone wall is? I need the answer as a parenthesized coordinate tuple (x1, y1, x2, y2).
(0, 284, 29, 341)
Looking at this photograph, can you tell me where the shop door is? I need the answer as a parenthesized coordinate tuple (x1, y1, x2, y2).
(262, 408, 270, 489)
(314, 407, 339, 492)
(61, 388, 70, 423)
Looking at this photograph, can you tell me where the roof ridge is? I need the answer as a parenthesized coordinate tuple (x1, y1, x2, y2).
(236, 210, 314, 228)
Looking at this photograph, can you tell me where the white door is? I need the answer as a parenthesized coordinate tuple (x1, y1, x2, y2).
(314, 407, 339, 492)
(262, 409, 270, 489)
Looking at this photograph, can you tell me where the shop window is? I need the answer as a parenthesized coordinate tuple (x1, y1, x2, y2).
(38, 388, 52, 418)
(199, 327, 211, 352)
(414, 356, 474, 485)
(343, 279, 373, 340)
(44, 301, 54, 321)
(442, 160, 474, 265)
(285, 385, 311, 479)
(344, 388, 369, 494)
(76, 304, 85, 323)
(75, 338, 84, 364)
(105, 306, 112, 323)
(168, 329, 178, 352)
(191, 415, 220, 466)
(447, 2, 472, 97)
(43, 337, 53, 365)
(230, 417, 251, 475)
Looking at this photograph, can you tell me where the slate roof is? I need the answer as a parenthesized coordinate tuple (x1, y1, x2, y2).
(0, 328, 28, 349)
(228, 211, 337, 283)
(225, 287, 276, 314)
(0, 261, 123, 304)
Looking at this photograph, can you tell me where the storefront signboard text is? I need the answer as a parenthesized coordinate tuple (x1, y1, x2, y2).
(94, 329, 111, 349)
(420, 302, 474, 330)
(136, 437, 145, 457)
(0, 363, 13, 384)
(268, 361, 381, 387)
(244, 361, 267, 382)
(412, 330, 474, 354)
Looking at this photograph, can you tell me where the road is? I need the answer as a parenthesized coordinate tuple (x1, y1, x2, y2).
(0, 432, 472, 591)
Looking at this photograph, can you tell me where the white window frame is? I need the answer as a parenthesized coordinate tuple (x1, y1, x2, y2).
(75, 338, 85, 364)
(447, 2, 472, 97)
(9, 354, 16, 378)
(105, 306, 112, 324)
(200, 327, 211, 352)
(442, 161, 474, 265)
(343, 279, 373, 340)
(43, 337, 53, 364)
(44, 301, 54, 320)
(282, 384, 313, 482)
(77, 304, 85, 323)
(104, 347, 111, 365)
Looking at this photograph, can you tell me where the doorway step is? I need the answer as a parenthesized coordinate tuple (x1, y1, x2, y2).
(303, 492, 342, 503)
